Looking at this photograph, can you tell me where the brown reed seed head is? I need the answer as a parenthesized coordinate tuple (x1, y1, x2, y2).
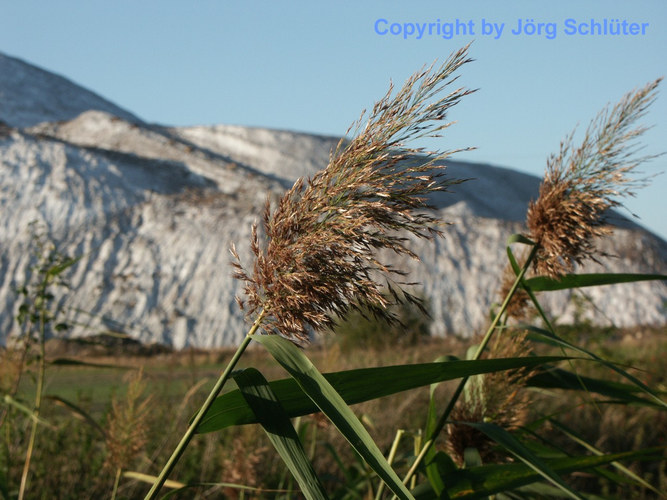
(526, 79, 662, 279)
(221, 437, 266, 498)
(448, 330, 534, 465)
(231, 46, 475, 342)
(104, 369, 152, 472)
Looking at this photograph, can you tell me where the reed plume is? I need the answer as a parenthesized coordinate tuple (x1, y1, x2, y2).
(106, 369, 152, 499)
(471, 79, 663, 461)
(147, 46, 475, 499)
(404, 78, 663, 486)
(232, 46, 475, 342)
(448, 330, 534, 465)
(526, 79, 662, 279)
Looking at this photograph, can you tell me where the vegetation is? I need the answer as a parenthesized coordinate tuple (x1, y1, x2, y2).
(3, 222, 79, 500)
(1, 44, 665, 499)
(330, 297, 432, 352)
(0, 327, 664, 499)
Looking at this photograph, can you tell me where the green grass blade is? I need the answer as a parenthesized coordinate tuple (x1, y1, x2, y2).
(423, 379, 446, 495)
(2, 394, 51, 427)
(44, 395, 106, 437)
(253, 334, 415, 500)
(233, 368, 329, 500)
(524, 273, 666, 291)
(323, 443, 350, 484)
(124, 471, 294, 499)
(506, 237, 526, 276)
(527, 326, 667, 409)
(549, 419, 665, 497)
(435, 448, 663, 499)
(120, 471, 185, 490)
(518, 269, 667, 409)
(525, 366, 663, 408)
(45, 255, 82, 277)
(460, 422, 585, 500)
(198, 356, 568, 432)
(507, 233, 537, 247)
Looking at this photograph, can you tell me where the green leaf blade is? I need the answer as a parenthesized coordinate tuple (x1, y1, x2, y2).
(199, 355, 568, 432)
(253, 334, 415, 500)
(524, 272, 666, 292)
(527, 326, 667, 409)
(526, 366, 663, 408)
(461, 422, 585, 500)
(233, 368, 328, 500)
(436, 448, 662, 499)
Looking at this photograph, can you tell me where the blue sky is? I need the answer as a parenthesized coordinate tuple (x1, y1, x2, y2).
(1, 1, 666, 239)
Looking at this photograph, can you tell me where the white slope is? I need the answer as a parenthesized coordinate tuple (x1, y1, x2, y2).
(0, 54, 664, 348)
(0, 127, 258, 348)
(27, 110, 284, 194)
(171, 124, 340, 185)
(170, 124, 647, 227)
(0, 52, 141, 127)
(176, 122, 663, 332)
(2, 118, 665, 349)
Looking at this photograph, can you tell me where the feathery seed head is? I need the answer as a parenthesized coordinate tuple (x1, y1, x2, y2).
(232, 46, 475, 342)
(448, 330, 534, 465)
(527, 79, 662, 279)
(104, 369, 152, 472)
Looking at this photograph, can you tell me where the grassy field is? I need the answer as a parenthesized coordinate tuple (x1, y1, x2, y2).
(2, 323, 665, 499)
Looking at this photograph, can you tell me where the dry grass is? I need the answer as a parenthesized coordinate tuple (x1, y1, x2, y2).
(447, 329, 535, 465)
(232, 46, 475, 343)
(526, 79, 662, 278)
(104, 369, 152, 474)
(3, 325, 664, 498)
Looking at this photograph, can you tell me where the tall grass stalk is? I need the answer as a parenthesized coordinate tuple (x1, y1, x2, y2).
(401, 244, 538, 486)
(400, 77, 662, 490)
(147, 45, 474, 498)
(16, 303, 46, 500)
(15, 224, 77, 500)
(105, 368, 152, 500)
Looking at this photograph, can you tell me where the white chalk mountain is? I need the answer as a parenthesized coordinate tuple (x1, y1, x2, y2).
(0, 52, 141, 128)
(0, 52, 665, 348)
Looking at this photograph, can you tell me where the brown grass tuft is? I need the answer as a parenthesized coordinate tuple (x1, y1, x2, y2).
(526, 79, 662, 279)
(220, 437, 267, 499)
(232, 46, 475, 342)
(104, 369, 152, 473)
(448, 330, 534, 465)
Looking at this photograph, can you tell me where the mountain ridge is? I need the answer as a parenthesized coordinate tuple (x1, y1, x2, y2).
(0, 53, 664, 348)
(0, 51, 142, 127)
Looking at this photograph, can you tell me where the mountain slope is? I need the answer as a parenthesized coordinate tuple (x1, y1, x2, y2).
(0, 55, 664, 348)
(0, 52, 141, 127)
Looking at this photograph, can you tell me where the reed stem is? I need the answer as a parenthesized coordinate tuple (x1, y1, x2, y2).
(400, 244, 538, 488)
(145, 310, 265, 499)
(17, 303, 47, 500)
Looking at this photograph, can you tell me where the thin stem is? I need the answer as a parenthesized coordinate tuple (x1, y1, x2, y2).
(18, 298, 48, 500)
(400, 244, 538, 487)
(375, 429, 405, 500)
(144, 310, 266, 500)
(111, 467, 122, 500)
